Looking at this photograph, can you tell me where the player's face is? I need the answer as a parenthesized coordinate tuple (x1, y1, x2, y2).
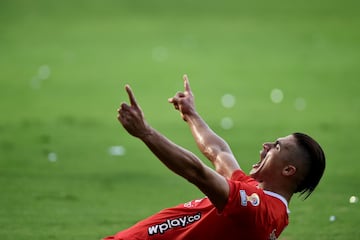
(250, 135, 297, 182)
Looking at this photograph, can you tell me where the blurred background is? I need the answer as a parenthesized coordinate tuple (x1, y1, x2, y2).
(0, 0, 359, 239)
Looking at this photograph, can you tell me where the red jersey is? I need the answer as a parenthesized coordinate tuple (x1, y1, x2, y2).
(103, 170, 289, 240)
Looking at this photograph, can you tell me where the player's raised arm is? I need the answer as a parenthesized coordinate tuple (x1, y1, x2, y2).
(117, 84, 229, 211)
(168, 75, 241, 178)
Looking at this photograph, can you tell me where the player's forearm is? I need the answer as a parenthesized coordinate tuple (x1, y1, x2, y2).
(140, 127, 204, 182)
(184, 112, 232, 162)
(184, 112, 241, 178)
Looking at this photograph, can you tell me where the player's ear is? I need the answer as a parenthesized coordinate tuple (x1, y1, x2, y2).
(282, 165, 296, 176)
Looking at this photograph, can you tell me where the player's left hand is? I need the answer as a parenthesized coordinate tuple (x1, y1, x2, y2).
(168, 74, 196, 121)
(117, 85, 151, 138)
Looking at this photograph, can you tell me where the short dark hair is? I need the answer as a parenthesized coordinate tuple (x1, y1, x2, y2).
(292, 132, 326, 199)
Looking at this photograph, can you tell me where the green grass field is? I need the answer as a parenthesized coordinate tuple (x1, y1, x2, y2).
(1, 0, 359, 239)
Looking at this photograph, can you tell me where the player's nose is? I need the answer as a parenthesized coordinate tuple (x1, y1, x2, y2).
(262, 142, 274, 150)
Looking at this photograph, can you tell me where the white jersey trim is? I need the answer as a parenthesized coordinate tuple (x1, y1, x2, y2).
(264, 190, 291, 214)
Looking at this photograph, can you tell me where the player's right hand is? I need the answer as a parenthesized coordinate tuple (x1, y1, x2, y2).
(117, 85, 151, 138)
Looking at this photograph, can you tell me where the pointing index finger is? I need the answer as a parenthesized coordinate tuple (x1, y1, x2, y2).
(183, 74, 191, 93)
(125, 84, 138, 107)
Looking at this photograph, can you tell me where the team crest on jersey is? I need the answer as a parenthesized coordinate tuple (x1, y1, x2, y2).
(240, 190, 260, 207)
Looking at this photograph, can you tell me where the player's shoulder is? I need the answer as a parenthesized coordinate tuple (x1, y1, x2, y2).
(230, 169, 257, 185)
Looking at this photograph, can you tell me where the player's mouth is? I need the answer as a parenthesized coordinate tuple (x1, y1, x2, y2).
(252, 146, 269, 170)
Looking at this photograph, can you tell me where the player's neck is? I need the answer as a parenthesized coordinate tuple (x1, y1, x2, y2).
(258, 182, 293, 203)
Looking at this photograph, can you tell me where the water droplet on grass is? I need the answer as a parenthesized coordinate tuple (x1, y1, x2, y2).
(38, 65, 51, 80)
(220, 117, 233, 130)
(48, 152, 57, 162)
(221, 94, 236, 108)
(270, 88, 283, 103)
(349, 196, 359, 204)
(109, 146, 126, 156)
(295, 97, 306, 111)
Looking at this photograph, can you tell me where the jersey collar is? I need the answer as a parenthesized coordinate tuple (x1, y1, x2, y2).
(263, 190, 291, 214)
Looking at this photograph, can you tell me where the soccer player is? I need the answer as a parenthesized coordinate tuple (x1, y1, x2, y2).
(103, 75, 326, 240)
